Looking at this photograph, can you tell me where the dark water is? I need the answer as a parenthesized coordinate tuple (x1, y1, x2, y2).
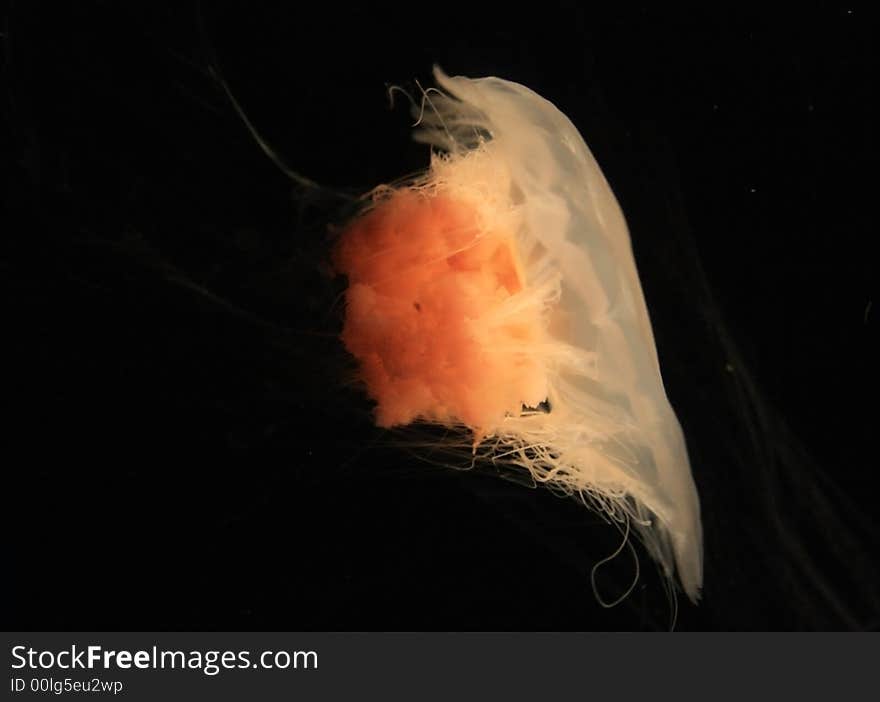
(5, 3, 877, 630)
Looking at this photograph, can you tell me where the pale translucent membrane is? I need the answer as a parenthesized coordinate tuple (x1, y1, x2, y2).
(415, 68, 703, 601)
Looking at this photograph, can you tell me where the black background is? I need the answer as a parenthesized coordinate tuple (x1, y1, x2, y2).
(4, 3, 878, 630)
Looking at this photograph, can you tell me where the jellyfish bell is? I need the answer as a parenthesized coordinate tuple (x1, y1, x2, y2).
(332, 67, 703, 603)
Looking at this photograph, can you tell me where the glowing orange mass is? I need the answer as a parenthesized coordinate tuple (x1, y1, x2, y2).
(333, 189, 547, 436)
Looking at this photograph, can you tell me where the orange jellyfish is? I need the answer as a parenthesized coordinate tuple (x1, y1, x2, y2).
(333, 67, 703, 602)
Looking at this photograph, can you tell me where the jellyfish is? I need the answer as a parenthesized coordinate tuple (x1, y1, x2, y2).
(332, 67, 703, 602)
